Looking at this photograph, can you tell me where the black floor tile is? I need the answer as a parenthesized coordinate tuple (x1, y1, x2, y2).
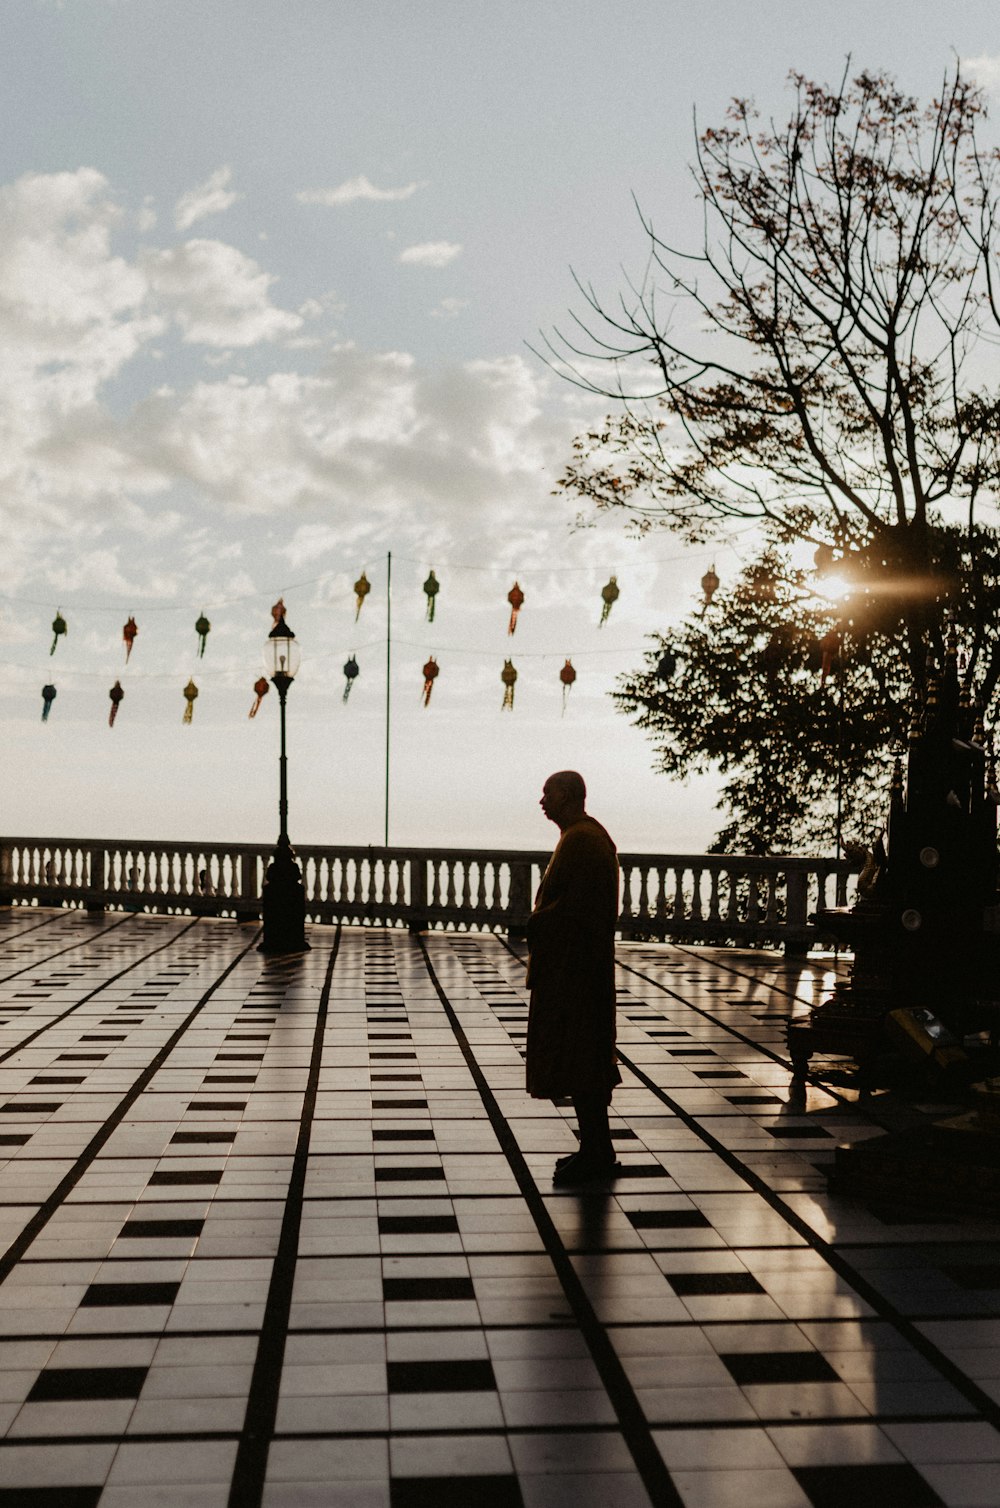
(627, 1210, 712, 1230)
(383, 1277, 475, 1301)
(615, 1163, 670, 1178)
(694, 1071, 746, 1080)
(27, 1365, 149, 1401)
(378, 1216, 460, 1236)
(189, 1101, 247, 1111)
(81, 1281, 180, 1306)
(374, 1099, 429, 1109)
(149, 1170, 223, 1185)
(391, 1476, 523, 1508)
(376, 1168, 446, 1182)
(387, 1359, 496, 1392)
(0, 1102, 60, 1113)
(171, 1131, 235, 1144)
(792, 1463, 944, 1508)
(0, 1491, 102, 1508)
(373, 1129, 435, 1142)
(720, 1350, 840, 1384)
(726, 1095, 783, 1105)
(765, 1125, 832, 1139)
(939, 1263, 1000, 1289)
(666, 1271, 764, 1296)
(120, 1218, 204, 1239)
(0, 1135, 30, 1146)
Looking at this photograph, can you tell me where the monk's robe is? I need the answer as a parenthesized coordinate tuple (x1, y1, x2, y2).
(525, 814, 621, 1103)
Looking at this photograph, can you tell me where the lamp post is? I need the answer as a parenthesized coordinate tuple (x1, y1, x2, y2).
(260, 615, 309, 955)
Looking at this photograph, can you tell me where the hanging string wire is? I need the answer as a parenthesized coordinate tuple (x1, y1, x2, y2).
(0, 525, 759, 614)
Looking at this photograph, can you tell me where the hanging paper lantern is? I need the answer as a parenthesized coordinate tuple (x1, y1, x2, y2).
(41, 684, 56, 722)
(701, 565, 720, 607)
(108, 680, 124, 728)
(271, 597, 285, 624)
(501, 658, 518, 710)
(50, 610, 67, 656)
(182, 678, 199, 724)
(599, 576, 619, 626)
(249, 677, 270, 718)
(195, 612, 211, 657)
(422, 655, 439, 707)
(559, 658, 576, 714)
(656, 649, 677, 680)
(354, 570, 371, 621)
(343, 655, 360, 702)
(423, 570, 440, 622)
(123, 615, 138, 663)
(818, 628, 841, 686)
(507, 581, 524, 636)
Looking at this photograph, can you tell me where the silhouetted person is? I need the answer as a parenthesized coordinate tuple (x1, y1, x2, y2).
(526, 770, 621, 1183)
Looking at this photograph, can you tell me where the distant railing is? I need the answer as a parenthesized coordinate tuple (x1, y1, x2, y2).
(0, 835, 852, 950)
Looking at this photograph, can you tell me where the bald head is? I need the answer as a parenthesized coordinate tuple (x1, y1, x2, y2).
(540, 770, 587, 830)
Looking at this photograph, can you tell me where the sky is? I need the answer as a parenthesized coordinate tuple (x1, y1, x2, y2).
(3, 0, 1000, 856)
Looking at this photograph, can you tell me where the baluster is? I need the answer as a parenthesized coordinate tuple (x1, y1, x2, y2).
(764, 872, 779, 924)
(636, 864, 650, 921)
(672, 867, 686, 922)
(726, 870, 739, 924)
(690, 868, 703, 922)
(707, 867, 721, 922)
(445, 859, 457, 910)
(746, 872, 761, 923)
(476, 863, 487, 921)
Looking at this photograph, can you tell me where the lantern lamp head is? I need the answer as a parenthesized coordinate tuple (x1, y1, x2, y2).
(265, 616, 301, 682)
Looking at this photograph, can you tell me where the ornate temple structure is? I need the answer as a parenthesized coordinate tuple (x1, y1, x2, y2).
(788, 623, 1000, 1082)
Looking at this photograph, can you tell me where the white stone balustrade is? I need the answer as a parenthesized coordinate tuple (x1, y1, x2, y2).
(0, 835, 850, 950)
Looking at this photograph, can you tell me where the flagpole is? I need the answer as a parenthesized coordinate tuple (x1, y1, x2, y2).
(384, 550, 391, 848)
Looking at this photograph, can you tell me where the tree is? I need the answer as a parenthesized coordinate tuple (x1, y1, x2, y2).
(624, 528, 1000, 853)
(540, 65, 1000, 847)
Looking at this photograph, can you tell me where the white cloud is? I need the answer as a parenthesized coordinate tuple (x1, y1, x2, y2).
(399, 241, 463, 268)
(430, 296, 469, 320)
(174, 166, 243, 231)
(141, 239, 302, 346)
(296, 175, 425, 206)
(0, 169, 587, 611)
(963, 55, 1000, 93)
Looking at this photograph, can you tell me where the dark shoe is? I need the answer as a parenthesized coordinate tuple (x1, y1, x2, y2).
(552, 1153, 621, 1185)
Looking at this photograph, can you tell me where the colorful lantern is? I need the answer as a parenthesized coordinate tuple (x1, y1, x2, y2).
(599, 576, 619, 626)
(183, 678, 199, 724)
(559, 658, 576, 714)
(108, 680, 124, 727)
(123, 615, 138, 662)
(701, 565, 720, 607)
(271, 597, 285, 624)
(354, 570, 371, 621)
(41, 684, 56, 722)
(818, 628, 841, 686)
(507, 581, 524, 635)
(423, 570, 440, 622)
(195, 612, 211, 657)
(50, 610, 67, 655)
(343, 655, 359, 702)
(248, 677, 269, 718)
(422, 655, 439, 707)
(501, 658, 518, 710)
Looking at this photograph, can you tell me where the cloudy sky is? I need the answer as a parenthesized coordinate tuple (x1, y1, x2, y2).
(3, 1, 1000, 855)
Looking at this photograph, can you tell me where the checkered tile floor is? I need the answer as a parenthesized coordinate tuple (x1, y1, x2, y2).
(0, 907, 999, 1506)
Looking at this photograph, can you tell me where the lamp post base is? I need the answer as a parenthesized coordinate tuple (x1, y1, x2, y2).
(259, 840, 310, 955)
